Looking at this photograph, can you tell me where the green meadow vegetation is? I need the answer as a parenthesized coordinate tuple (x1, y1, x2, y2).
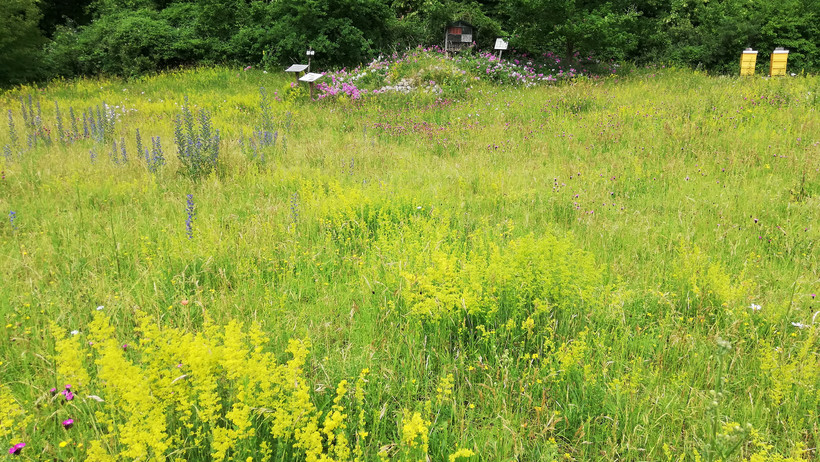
(0, 61, 818, 461)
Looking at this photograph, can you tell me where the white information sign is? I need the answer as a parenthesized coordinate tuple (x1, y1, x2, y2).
(494, 38, 508, 50)
(286, 64, 309, 73)
(461, 34, 472, 43)
(299, 73, 323, 83)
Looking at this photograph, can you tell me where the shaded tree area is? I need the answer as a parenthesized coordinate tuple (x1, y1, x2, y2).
(1, 0, 819, 84)
(1, 0, 49, 84)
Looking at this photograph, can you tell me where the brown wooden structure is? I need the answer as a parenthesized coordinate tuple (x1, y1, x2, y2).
(445, 21, 475, 54)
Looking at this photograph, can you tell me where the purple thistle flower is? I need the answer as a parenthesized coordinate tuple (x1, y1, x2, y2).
(9, 443, 25, 455)
(62, 418, 74, 429)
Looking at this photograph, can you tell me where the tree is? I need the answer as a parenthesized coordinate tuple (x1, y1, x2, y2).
(233, 0, 397, 68)
(0, 0, 47, 84)
(501, 0, 639, 61)
(38, 0, 92, 37)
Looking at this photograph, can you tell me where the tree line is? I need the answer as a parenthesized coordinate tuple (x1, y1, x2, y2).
(2, 0, 818, 84)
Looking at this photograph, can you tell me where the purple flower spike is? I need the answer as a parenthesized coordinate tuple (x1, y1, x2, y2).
(62, 390, 74, 401)
(62, 418, 74, 429)
(9, 443, 25, 455)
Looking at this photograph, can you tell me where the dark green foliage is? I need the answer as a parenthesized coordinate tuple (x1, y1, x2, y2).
(0, 0, 47, 84)
(655, 0, 820, 72)
(3, 0, 820, 85)
(38, 0, 92, 38)
(752, 0, 820, 72)
(395, 0, 504, 50)
(502, 0, 640, 61)
(238, 0, 397, 68)
(49, 9, 178, 78)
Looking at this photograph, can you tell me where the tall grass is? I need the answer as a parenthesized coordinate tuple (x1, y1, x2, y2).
(0, 63, 818, 461)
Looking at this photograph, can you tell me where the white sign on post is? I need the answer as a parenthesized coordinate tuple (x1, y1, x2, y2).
(299, 73, 323, 83)
(494, 38, 508, 50)
(461, 34, 472, 43)
(285, 64, 309, 73)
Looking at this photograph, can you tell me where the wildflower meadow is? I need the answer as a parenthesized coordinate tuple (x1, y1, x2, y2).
(0, 50, 818, 461)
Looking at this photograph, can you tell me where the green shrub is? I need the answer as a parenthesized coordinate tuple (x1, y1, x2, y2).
(0, 0, 47, 84)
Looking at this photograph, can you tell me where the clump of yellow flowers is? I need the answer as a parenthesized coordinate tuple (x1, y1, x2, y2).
(43, 311, 475, 461)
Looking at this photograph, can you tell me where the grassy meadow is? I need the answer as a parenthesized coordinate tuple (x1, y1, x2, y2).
(0, 59, 818, 462)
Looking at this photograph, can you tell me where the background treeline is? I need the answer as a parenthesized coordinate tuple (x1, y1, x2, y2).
(2, 0, 819, 84)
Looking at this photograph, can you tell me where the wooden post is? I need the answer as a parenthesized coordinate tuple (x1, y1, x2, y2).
(299, 73, 323, 101)
(285, 64, 309, 85)
(494, 38, 508, 61)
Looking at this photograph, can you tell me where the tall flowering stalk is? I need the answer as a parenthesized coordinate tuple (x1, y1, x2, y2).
(69, 107, 78, 141)
(9, 211, 17, 231)
(174, 97, 220, 180)
(7, 110, 18, 149)
(135, 129, 143, 159)
(120, 137, 128, 163)
(185, 194, 195, 239)
(55, 101, 65, 144)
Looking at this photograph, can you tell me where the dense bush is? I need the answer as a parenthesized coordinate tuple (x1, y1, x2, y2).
(1, 0, 819, 85)
(0, 0, 47, 84)
(46, 10, 178, 78)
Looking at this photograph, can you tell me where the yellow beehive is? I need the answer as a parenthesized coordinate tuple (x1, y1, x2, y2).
(740, 48, 757, 76)
(769, 47, 789, 76)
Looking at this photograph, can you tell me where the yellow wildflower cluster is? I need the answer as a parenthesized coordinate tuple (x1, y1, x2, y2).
(671, 241, 755, 316)
(52, 321, 91, 387)
(743, 427, 808, 462)
(435, 373, 455, 406)
(0, 384, 27, 440)
(757, 331, 819, 405)
(400, 409, 431, 461)
(50, 311, 378, 462)
(402, 234, 602, 324)
(448, 448, 476, 461)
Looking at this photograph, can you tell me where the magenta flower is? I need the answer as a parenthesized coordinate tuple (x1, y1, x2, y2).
(62, 418, 74, 429)
(9, 443, 25, 455)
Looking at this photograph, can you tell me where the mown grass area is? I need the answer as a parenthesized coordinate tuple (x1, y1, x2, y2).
(0, 62, 818, 462)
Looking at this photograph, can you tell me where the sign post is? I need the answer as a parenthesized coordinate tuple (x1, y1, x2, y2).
(739, 48, 757, 76)
(306, 49, 316, 73)
(299, 72, 323, 100)
(494, 38, 508, 60)
(285, 64, 308, 85)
